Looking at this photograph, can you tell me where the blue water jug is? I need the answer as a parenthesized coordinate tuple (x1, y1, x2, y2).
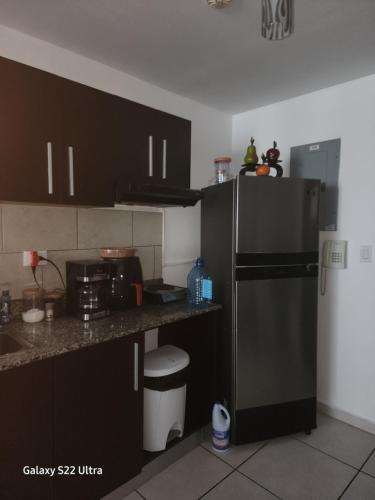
(187, 258, 212, 307)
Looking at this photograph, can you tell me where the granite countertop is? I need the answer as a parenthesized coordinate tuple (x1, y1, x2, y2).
(0, 301, 221, 372)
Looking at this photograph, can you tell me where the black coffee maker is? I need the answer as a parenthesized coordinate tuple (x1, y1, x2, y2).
(105, 256, 143, 310)
(66, 260, 112, 321)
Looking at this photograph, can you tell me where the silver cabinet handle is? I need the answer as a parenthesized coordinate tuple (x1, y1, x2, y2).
(148, 135, 153, 177)
(47, 142, 53, 194)
(162, 139, 167, 179)
(68, 146, 75, 196)
(133, 342, 139, 391)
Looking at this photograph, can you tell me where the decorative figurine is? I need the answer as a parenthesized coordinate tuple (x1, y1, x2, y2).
(256, 154, 270, 176)
(266, 141, 280, 162)
(243, 137, 259, 165)
(240, 138, 284, 177)
(266, 140, 283, 177)
(240, 137, 259, 174)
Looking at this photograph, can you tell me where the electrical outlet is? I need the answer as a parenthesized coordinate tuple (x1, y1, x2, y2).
(23, 250, 48, 267)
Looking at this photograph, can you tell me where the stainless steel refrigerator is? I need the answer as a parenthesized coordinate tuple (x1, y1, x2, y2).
(201, 176, 320, 444)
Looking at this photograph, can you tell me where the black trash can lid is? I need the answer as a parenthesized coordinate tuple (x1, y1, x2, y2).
(144, 345, 190, 377)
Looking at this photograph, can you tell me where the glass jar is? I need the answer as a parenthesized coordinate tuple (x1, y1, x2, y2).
(44, 290, 65, 318)
(210, 156, 233, 185)
(22, 288, 45, 323)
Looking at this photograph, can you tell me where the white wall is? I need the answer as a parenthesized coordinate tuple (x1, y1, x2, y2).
(233, 74, 375, 427)
(0, 24, 232, 287)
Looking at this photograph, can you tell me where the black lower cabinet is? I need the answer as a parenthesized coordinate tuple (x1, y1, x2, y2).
(158, 311, 218, 435)
(1, 312, 218, 499)
(0, 359, 54, 500)
(53, 334, 144, 500)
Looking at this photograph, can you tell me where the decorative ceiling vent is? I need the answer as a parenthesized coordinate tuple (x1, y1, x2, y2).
(206, 0, 232, 9)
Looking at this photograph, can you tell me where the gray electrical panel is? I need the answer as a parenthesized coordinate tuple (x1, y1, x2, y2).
(290, 138, 341, 231)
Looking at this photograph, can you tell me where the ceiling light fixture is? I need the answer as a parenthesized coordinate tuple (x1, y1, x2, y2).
(261, 0, 294, 41)
(206, 0, 232, 9)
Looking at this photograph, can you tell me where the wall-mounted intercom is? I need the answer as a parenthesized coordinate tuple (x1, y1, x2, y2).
(322, 240, 347, 269)
(320, 240, 347, 295)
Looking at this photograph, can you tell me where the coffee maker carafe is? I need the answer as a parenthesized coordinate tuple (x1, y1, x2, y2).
(106, 256, 143, 310)
(66, 260, 112, 321)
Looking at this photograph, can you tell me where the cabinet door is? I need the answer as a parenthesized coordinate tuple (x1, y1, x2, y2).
(159, 312, 217, 435)
(114, 102, 191, 197)
(58, 79, 117, 206)
(0, 359, 54, 500)
(114, 99, 161, 196)
(0, 56, 62, 203)
(155, 112, 191, 188)
(54, 334, 144, 500)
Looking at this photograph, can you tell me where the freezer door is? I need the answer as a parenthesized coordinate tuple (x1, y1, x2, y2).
(236, 177, 319, 254)
(235, 272, 317, 411)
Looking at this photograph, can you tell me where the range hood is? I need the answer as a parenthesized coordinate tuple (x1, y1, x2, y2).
(116, 183, 203, 207)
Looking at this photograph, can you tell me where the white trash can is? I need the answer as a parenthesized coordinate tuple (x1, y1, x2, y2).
(143, 344, 190, 452)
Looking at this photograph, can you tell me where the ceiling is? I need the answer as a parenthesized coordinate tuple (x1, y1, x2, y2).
(0, 0, 374, 113)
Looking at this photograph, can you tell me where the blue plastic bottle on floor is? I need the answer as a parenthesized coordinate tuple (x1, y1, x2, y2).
(187, 258, 212, 307)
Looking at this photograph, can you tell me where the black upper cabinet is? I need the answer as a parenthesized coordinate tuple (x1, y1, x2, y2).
(114, 99, 159, 192)
(0, 57, 61, 204)
(114, 99, 192, 199)
(58, 79, 117, 206)
(153, 110, 191, 189)
(0, 56, 192, 207)
(0, 56, 116, 206)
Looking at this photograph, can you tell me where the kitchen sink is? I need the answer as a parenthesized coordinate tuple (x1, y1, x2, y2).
(0, 334, 26, 355)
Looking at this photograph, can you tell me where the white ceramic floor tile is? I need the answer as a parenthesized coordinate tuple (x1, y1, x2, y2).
(201, 438, 266, 468)
(138, 446, 232, 500)
(239, 437, 356, 500)
(202, 471, 278, 499)
(362, 451, 375, 478)
(294, 413, 375, 468)
(341, 472, 375, 499)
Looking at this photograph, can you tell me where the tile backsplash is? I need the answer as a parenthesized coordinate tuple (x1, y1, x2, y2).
(0, 205, 163, 299)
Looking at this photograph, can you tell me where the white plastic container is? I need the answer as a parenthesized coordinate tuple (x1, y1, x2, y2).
(212, 402, 231, 452)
